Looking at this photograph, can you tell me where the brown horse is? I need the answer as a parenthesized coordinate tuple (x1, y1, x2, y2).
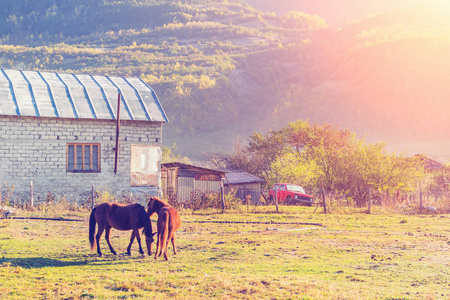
(147, 197, 181, 260)
(89, 202, 155, 257)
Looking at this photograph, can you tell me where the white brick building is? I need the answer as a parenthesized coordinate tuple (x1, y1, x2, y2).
(0, 69, 168, 204)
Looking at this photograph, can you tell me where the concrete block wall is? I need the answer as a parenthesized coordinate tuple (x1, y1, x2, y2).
(0, 115, 163, 204)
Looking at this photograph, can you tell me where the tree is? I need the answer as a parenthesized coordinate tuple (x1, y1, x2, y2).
(342, 141, 424, 206)
(246, 130, 288, 179)
(208, 136, 254, 172)
(217, 120, 426, 207)
(285, 121, 355, 191)
(162, 143, 191, 164)
(270, 151, 320, 192)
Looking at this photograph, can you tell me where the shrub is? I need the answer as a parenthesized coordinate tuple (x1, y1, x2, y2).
(189, 190, 240, 211)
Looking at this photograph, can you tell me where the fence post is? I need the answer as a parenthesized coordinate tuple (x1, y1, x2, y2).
(320, 180, 327, 214)
(275, 188, 279, 213)
(368, 187, 371, 214)
(30, 181, 34, 208)
(221, 178, 225, 213)
(322, 185, 327, 214)
(256, 183, 269, 208)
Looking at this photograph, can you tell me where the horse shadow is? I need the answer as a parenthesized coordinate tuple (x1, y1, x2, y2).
(0, 253, 152, 269)
(0, 256, 88, 269)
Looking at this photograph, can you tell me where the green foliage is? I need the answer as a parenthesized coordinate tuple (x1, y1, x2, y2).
(270, 151, 321, 190)
(285, 121, 425, 205)
(247, 130, 288, 178)
(162, 143, 191, 163)
(334, 141, 424, 206)
(285, 121, 356, 191)
(208, 130, 287, 181)
(0, 0, 191, 38)
(190, 191, 239, 211)
(219, 120, 427, 207)
(0, 182, 15, 206)
(95, 189, 116, 203)
(421, 162, 450, 199)
(281, 11, 328, 30)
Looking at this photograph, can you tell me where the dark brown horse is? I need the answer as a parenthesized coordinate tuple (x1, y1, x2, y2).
(89, 202, 155, 257)
(147, 197, 181, 260)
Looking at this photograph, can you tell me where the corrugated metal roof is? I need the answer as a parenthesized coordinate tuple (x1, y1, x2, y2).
(0, 69, 168, 122)
(162, 162, 226, 175)
(224, 171, 264, 185)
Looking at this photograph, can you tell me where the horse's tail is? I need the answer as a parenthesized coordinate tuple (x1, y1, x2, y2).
(161, 211, 170, 252)
(89, 207, 97, 251)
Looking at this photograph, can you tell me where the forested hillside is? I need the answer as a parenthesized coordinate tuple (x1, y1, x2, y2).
(245, 0, 425, 28)
(0, 0, 449, 159)
(1, 0, 195, 38)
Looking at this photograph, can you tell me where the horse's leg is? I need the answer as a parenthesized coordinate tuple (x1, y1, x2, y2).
(154, 232, 161, 259)
(170, 234, 177, 255)
(134, 229, 145, 255)
(163, 231, 174, 260)
(126, 231, 135, 255)
(158, 230, 166, 258)
(146, 234, 153, 256)
(95, 225, 105, 257)
(160, 228, 170, 260)
(163, 237, 169, 260)
(157, 214, 169, 259)
(104, 225, 117, 255)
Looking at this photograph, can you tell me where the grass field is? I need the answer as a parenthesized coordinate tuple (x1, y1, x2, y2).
(0, 206, 448, 299)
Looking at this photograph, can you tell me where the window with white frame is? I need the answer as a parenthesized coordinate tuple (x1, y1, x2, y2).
(130, 145, 161, 186)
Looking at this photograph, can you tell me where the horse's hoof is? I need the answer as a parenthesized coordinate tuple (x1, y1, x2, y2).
(126, 252, 131, 256)
(98, 253, 102, 257)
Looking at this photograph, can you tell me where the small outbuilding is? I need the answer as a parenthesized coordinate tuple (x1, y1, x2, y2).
(0, 69, 168, 203)
(161, 162, 226, 203)
(224, 170, 264, 204)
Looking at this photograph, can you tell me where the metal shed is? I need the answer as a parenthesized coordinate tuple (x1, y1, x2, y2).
(224, 170, 264, 203)
(161, 162, 226, 203)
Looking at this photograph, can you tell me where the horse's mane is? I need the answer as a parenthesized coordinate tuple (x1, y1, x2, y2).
(148, 197, 169, 209)
(149, 197, 169, 206)
(147, 197, 171, 219)
(137, 205, 153, 238)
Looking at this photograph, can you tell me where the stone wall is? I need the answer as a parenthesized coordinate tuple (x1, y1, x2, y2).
(0, 115, 163, 204)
